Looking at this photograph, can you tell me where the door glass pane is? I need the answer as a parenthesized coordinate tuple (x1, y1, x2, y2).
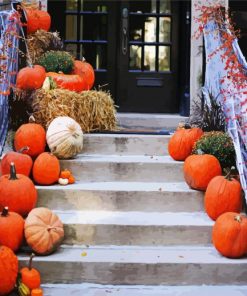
(160, 0, 171, 14)
(130, 17, 143, 41)
(81, 0, 108, 12)
(66, 15, 77, 40)
(81, 15, 108, 40)
(144, 17, 156, 42)
(144, 46, 156, 71)
(129, 45, 142, 70)
(159, 17, 171, 42)
(66, 0, 77, 10)
(159, 46, 170, 71)
(129, 0, 157, 13)
(81, 44, 107, 70)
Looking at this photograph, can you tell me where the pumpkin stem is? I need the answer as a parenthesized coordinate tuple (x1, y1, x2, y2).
(1, 207, 9, 217)
(28, 253, 35, 271)
(234, 215, 242, 223)
(29, 115, 36, 123)
(225, 166, 235, 181)
(196, 149, 204, 155)
(9, 162, 18, 180)
(18, 146, 29, 154)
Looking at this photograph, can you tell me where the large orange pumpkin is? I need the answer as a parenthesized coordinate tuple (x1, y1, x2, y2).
(205, 172, 242, 221)
(168, 127, 203, 161)
(14, 120, 46, 158)
(0, 207, 24, 252)
(0, 163, 37, 217)
(0, 147, 33, 176)
(212, 212, 247, 258)
(183, 154, 222, 191)
(25, 207, 64, 255)
(0, 246, 18, 296)
(72, 60, 95, 90)
(32, 152, 60, 185)
(25, 9, 51, 34)
(46, 72, 86, 92)
(16, 65, 46, 90)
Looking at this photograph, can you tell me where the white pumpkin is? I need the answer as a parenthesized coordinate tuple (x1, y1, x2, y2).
(46, 116, 83, 159)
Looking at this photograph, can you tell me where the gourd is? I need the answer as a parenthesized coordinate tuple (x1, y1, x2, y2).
(72, 60, 95, 90)
(0, 147, 33, 176)
(0, 163, 37, 217)
(212, 212, 247, 258)
(32, 152, 60, 185)
(14, 117, 46, 158)
(46, 116, 83, 159)
(20, 254, 41, 290)
(205, 169, 242, 220)
(46, 72, 86, 92)
(25, 207, 64, 255)
(0, 207, 24, 252)
(16, 65, 46, 90)
(0, 246, 18, 296)
(168, 127, 203, 161)
(25, 8, 51, 34)
(183, 154, 222, 190)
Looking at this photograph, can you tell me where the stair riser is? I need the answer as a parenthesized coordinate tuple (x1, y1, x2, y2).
(37, 189, 204, 212)
(63, 225, 212, 245)
(59, 162, 184, 182)
(18, 260, 247, 285)
(83, 135, 169, 156)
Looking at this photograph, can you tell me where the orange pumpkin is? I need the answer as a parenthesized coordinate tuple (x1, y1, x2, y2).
(46, 72, 86, 92)
(16, 65, 46, 90)
(168, 127, 203, 161)
(32, 152, 60, 185)
(183, 154, 222, 191)
(205, 171, 242, 221)
(0, 207, 24, 252)
(72, 60, 95, 90)
(0, 246, 18, 296)
(0, 163, 37, 217)
(25, 9, 51, 34)
(0, 147, 33, 176)
(31, 288, 43, 296)
(60, 169, 71, 179)
(25, 207, 64, 255)
(14, 120, 46, 158)
(212, 212, 247, 258)
(20, 254, 41, 290)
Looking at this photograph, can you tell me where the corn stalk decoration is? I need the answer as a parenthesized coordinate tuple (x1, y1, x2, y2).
(195, 3, 247, 199)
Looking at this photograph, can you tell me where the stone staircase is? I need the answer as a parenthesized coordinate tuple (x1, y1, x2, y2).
(18, 134, 247, 295)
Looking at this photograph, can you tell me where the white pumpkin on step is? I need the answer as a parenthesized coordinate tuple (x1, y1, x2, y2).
(46, 116, 83, 159)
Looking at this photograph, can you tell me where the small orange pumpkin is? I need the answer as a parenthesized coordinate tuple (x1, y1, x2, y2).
(205, 170, 242, 220)
(168, 127, 203, 161)
(25, 8, 51, 34)
(0, 246, 18, 296)
(32, 152, 60, 185)
(212, 212, 247, 258)
(183, 154, 222, 191)
(16, 65, 46, 90)
(31, 288, 43, 296)
(25, 207, 64, 255)
(14, 118, 46, 158)
(0, 163, 37, 217)
(0, 207, 24, 252)
(20, 253, 41, 290)
(72, 60, 95, 90)
(60, 169, 71, 179)
(0, 147, 33, 176)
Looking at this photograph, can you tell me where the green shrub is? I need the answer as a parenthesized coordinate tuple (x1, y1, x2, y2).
(37, 50, 74, 74)
(192, 131, 236, 169)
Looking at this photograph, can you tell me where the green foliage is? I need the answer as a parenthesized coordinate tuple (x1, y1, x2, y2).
(37, 50, 74, 74)
(192, 131, 236, 169)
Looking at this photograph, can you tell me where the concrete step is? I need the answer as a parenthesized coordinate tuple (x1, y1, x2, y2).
(60, 155, 184, 182)
(83, 134, 170, 156)
(54, 211, 213, 245)
(18, 245, 247, 285)
(41, 284, 247, 296)
(37, 182, 204, 212)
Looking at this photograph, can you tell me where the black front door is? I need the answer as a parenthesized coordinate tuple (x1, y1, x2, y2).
(48, 0, 183, 113)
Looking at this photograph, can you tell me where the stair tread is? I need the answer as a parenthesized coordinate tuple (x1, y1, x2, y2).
(36, 181, 196, 192)
(42, 283, 247, 296)
(18, 245, 247, 264)
(54, 210, 213, 226)
(84, 133, 171, 139)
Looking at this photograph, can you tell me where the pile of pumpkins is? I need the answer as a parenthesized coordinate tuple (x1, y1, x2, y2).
(0, 115, 83, 295)
(168, 124, 246, 259)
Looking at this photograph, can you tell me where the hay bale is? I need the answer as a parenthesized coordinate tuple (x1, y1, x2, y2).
(32, 89, 118, 132)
